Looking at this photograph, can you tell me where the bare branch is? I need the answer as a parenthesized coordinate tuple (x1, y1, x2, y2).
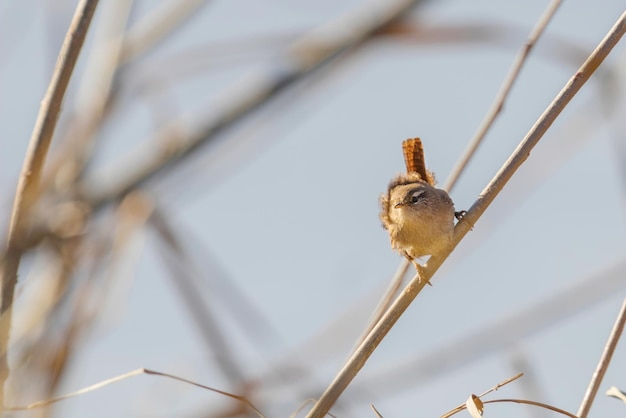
(577, 297, 626, 418)
(0, 0, 99, 407)
(446, 398, 578, 418)
(441, 373, 523, 418)
(3, 368, 264, 417)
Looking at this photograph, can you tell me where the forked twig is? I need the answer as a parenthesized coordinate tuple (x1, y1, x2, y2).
(0, 0, 99, 407)
(440, 372, 523, 418)
(577, 297, 626, 418)
(444, 399, 577, 418)
(440, 373, 576, 418)
(304, 10, 626, 418)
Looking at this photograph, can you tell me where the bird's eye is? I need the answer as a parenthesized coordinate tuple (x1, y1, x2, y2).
(409, 190, 425, 204)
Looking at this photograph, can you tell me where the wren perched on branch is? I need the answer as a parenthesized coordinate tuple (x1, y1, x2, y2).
(380, 138, 464, 277)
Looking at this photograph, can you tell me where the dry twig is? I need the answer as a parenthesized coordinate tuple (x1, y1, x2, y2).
(0, 0, 100, 408)
(3, 368, 264, 417)
(441, 373, 523, 418)
(446, 398, 577, 418)
(577, 297, 626, 418)
(350, 256, 626, 397)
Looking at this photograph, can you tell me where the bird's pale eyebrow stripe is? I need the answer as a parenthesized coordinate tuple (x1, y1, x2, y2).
(407, 187, 426, 196)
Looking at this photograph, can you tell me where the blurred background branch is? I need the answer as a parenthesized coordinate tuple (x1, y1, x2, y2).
(1, 1, 624, 417)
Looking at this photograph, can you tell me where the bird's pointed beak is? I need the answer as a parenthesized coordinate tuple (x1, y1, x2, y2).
(394, 202, 406, 209)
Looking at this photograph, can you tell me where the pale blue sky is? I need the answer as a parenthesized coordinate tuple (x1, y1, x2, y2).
(1, 1, 626, 417)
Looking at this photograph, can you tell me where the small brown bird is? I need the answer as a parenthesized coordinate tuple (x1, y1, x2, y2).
(380, 138, 463, 276)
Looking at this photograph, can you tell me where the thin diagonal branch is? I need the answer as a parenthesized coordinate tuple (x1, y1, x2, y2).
(304, 9, 626, 418)
(577, 297, 626, 418)
(353, 262, 408, 348)
(4, 368, 264, 417)
(443, 0, 563, 191)
(0, 0, 99, 407)
(350, 256, 626, 397)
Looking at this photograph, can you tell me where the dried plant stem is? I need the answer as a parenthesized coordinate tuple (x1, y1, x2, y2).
(447, 399, 577, 418)
(441, 373, 523, 418)
(0, 0, 99, 407)
(577, 297, 626, 418)
(443, 0, 563, 191)
(349, 256, 626, 396)
(55, 0, 132, 184)
(305, 10, 626, 418)
(3, 368, 264, 417)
